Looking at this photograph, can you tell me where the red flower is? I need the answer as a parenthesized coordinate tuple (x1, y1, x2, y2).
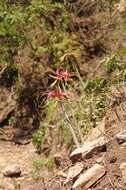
(62, 71, 73, 80)
(50, 69, 75, 80)
(50, 69, 63, 80)
(47, 90, 62, 98)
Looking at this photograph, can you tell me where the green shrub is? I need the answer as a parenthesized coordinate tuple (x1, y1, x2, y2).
(104, 55, 122, 73)
(32, 125, 46, 153)
(85, 78, 107, 94)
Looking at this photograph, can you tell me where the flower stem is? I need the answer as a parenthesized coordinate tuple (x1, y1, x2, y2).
(60, 101, 80, 148)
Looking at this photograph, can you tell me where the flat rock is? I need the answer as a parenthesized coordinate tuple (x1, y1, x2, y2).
(70, 137, 107, 161)
(116, 130, 126, 144)
(65, 162, 84, 184)
(96, 155, 105, 164)
(120, 162, 126, 182)
(57, 171, 67, 178)
(87, 117, 106, 141)
(3, 164, 21, 177)
(72, 164, 106, 190)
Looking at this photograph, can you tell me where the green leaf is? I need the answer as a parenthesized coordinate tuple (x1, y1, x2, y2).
(118, 48, 126, 55)
(0, 23, 7, 36)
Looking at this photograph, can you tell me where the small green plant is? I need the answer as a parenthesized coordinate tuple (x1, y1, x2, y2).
(104, 55, 120, 73)
(118, 48, 126, 55)
(93, 96, 106, 124)
(33, 159, 43, 170)
(32, 125, 46, 154)
(60, 120, 73, 146)
(31, 170, 40, 181)
(45, 99, 58, 121)
(85, 78, 107, 94)
(43, 155, 55, 171)
(32, 159, 43, 181)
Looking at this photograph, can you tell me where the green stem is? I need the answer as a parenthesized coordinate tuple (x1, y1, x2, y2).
(73, 64, 85, 90)
(60, 101, 80, 148)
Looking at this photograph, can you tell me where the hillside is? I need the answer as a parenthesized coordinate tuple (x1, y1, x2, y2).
(0, 0, 126, 189)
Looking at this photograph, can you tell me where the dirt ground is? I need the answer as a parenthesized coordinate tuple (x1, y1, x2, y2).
(0, 137, 71, 190)
(0, 141, 41, 190)
(1, 0, 126, 189)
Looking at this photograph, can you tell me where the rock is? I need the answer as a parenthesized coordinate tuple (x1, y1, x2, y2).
(121, 142, 126, 147)
(96, 155, 105, 164)
(3, 164, 21, 177)
(87, 117, 106, 141)
(116, 130, 126, 144)
(120, 162, 126, 182)
(57, 171, 67, 178)
(72, 164, 106, 190)
(64, 162, 84, 184)
(70, 137, 107, 161)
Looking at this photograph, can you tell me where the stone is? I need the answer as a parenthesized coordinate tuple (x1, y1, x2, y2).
(70, 137, 107, 161)
(87, 117, 106, 141)
(116, 130, 126, 144)
(65, 162, 84, 184)
(72, 164, 106, 190)
(121, 142, 126, 147)
(57, 171, 67, 178)
(96, 155, 104, 164)
(120, 162, 126, 182)
(3, 164, 21, 177)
